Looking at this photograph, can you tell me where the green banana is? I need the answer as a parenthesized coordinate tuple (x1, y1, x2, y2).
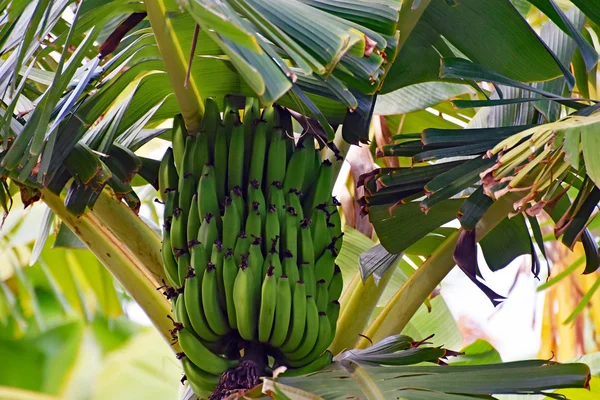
(311, 205, 330, 259)
(268, 275, 291, 347)
(162, 231, 180, 288)
(315, 279, 329, 313)
(282, 143, 306, 194)
(197, 213, 218, 260)
(276, 106, 294, 159)
(228, 122, 245, 192)
(299, 263, 316, 297)
(233, 231, 250, 265)
(262, 237, 281, 278)
(233, 255, 258, 341)
(163, 189, 178, 226)
(245, 201, 262, 241)
(170, 208, 187, 255)
(327, 300, 340, 336)
(197, 165, 221, 233)
(231, 186, 246, 226)
(279, 351, 333, 377)
(262, 105, 278, 137)
(299, 218, 315, 267)
(248, 179, 266, 225)
(184, 244, 219, 342)
(286, 312, 331, 367)
(258, 266, 277, 343)
(223, 97, 239, 145)
(282, 250, 299, 290)
(304, 160, 333, 215)
(178, 171, 196, 220)
(213, 125, 228, 205)
(178, 328, 237, 375)
(178, 251, 191, 293)
(202, 262, 230, 336)
(249, 120, 268, 185)
(171, 115, 187, 177)
(202, 98, 221, 158)
(243, 98, 260, 185)
(314, 247, 336, 286)
(286, 189, 304, 220)
(222, 196, 240, 251)
(180, 136, 195, 184)
(222, 249, 238, 329)
(192, 132, 210, 181)
(284, 296, 319, 361)
(264, 204, 280, 253)
(158, 148, 178, 202)
(181, 358, 219, 392)
(248, 236, 264, 292)
(186, 193, 201, 247)
(280, 280, 306, 353)
(267, 181, 286, 231)
(282, 206, 298, 262)
(327, 197, 343, 252)
(174, 294, 192, 333)
(266, 128, 287, 190)
(328, 266, 343, 302)
(300, 135, 317, 193)
(211, 241, 225, 309)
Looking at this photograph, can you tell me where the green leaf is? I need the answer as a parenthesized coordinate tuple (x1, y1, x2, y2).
(369, 199, 462, 254)
(581, 123, 600, 188)
(480, 214, 531, 272)
(451, 340, 502, 366)
(375, 82, 474, 115)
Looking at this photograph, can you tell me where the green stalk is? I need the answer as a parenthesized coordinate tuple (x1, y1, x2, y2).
(355, 193, 522, 349)
(91, 190, 165, 285)
(43, 190, 180, 353)
(328, 266, 395, 355)
(144, 0, 204, 133)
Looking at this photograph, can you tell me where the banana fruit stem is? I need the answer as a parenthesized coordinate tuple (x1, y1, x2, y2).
(144, 0, 204, 133)
(42, 189, 180, 352)
(355, 192, 523, 349)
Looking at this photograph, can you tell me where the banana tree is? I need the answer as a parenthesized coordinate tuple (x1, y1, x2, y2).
(0, 0, 598, 399)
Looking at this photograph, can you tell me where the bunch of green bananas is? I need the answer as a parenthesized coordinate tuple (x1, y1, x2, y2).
(158, 97, 343, 397)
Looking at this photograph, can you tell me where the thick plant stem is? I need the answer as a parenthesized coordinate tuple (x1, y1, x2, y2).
(328, 265, 396, 355)
(43, 190, 180, 353)
(355, 193, 522, 349)
(144, 0, 204, 133)
(92, 190, 165, 285)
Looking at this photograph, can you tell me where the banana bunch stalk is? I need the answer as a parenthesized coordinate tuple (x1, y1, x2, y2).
(158, 98, 343, 398)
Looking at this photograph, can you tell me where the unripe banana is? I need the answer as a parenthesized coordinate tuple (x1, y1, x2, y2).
(280, 280, 306, 353)
(163, 189, 178, 226)
(282, 250, 299, 290)
(327, 208, 343, 253)
(158, 148, 178, 202)
(304, 160, 333, 216)
(180, 136, 195, 184)
(174, 295, 192, 332)
(248, 179, 266, 225)
(262, 105, 278, 140)
(300, 135, 317, 193)
(201, 98, 221, 158)
(198, 213, 218, 260)
(264, 204, 280, 253)
(284, 296, 319, 361)
(223, 97, 239, 145)
(299, 218, 315, 267)
(283, 143, 306, 193)
(266, 128, 287, 191)
(197, 165, 221, 233)
(268, 275, 291, 347)
(315, 279, 329, 313)
(162, 230, 180, 288)
(181, 358, 219, 393)
(210, 241, 225, 309)
(262, 237, 282, 278)
(299, 263, 316, 297)
(279, 351, 332, 377)
(230, 186, 246, 226)
(233, 231, 250, 265)
(202, 262, 230, 336)
(186, 194, 201, 247)
(286, 312, 331, 367)
(248, 236, 264, 292)
(222, 249, 238, 329)
(311, 205, 330, 259)
(178, 171, 196, 220)
(283, 206, 298, 261)
(258, 266, 277, 343)
(178, 328, 237, 375)
(228, 122, 245, 193)
(243, 98, 260, 185)
(177, 250, 190, 288)
(222, 196, 240, 251)
(328, 265, 343, 302)
(170, 208, 187, 255)
(233, 255, 258, 341)
(314, 247, 336, 286)
(171, 115, 187, 177)
(286, 189, 304, 220)
(213, 125, 228, 205)
(267, 181, 286, 231)
(327, 300, 340, 337)
(245, 201, 262, 241)
(249, 120, 268, 185)
(192, 132, 210, 181)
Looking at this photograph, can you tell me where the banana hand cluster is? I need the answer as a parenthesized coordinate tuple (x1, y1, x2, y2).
(159, 98, 342, 396)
